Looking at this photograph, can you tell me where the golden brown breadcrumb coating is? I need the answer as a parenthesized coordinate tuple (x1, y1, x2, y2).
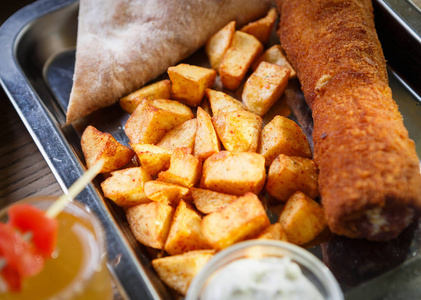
(278, 0, 421, 240)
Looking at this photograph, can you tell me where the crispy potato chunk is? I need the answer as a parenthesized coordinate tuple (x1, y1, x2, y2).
(125, 99, 193, 144)
(200, 151, 266, 195)
(219, 31, 263, 90)
(242, 62, 291, 116)
(279, 191, 326, 245)
(206, 89, 245, 115)
(266, 154, 319, 202)
(212, 110, 262, 152)
(168, 64, 216, 107)
(194, 107, 220, 159)
(101, 167, 151, 207)
(144, 180, 191, 206)
(164, 201, 211, 255)
(240, 8, 277, 45)
(152, 250, 214, 296)
(157, 118, 197, 152)
(81, 125, 134, 173)
(131, 144, 172, 176)
(202, 192, 270, 250)
(158, 148, 202, 188)
(206, 21, 236, 71)
(190, 188, 238, 214)
(257, 223, 288, 241)
(119, 79, 171, 113)
(251, 45, 296, 78)
(258, 115, 312, 166)
(126, 202, 174, 249)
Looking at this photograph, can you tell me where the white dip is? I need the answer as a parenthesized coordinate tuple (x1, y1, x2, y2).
(201, 257, 324, 300)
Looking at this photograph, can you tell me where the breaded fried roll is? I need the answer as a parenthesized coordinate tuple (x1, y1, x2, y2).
(278, 0, 421, 240)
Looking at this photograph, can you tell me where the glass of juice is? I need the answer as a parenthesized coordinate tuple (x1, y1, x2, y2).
(0, 196, 114, 300)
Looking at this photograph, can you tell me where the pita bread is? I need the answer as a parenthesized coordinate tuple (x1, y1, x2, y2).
(67, 0, 273, 123)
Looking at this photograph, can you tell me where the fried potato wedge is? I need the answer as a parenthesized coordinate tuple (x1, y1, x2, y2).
(119, 79, 171, 113)
(157, 118, 197, 152)
(131, 143, 172, 176)
(168, 63, 216, 107)
(194, 107, 220, 159)
(205, 88, 245, 115)
(258, 115, 312, 166)
(126, 202, 174, 249)
(279, 191, 327, 245)
(190, 187, 238, 214)
(251, 45, 296, 78)
(242, 62, 290, 116)
(152, 250, 214, 296)
(257, 223, 288, 241)
(206, 21, 236, 71)
(81, 125, 134, 173)
(200, 151, 266, 195)
(212, 110, 262, 152)
(101, 167, 151, 207)
(240, 8, 277, 45)
(144, 180, 191, 206)
(202, 192, 270, 250)
(219, 31, 263, 90)
(266, 154, 319, 202)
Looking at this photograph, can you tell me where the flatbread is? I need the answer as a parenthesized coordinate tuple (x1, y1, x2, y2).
(67, 0, 273, 123)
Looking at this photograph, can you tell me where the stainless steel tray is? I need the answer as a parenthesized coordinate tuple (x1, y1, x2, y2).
(0, 0, 420, 299)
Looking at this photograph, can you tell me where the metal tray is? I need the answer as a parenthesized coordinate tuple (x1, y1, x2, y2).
(0, 0, 420, 299)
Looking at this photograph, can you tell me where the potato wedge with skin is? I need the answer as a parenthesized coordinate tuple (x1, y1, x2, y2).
(101, 167, 151, 207)
(125, 99, 193, 144)
(240, 8, 277, 45)
(152, 250, 214, 296)
(168, 64, 217, 107)
(279, 191, 327, 245)
(164, 201, 211, 255)
(200, 151, 266, 195)
(190, 188, 238, 214)
(202, 192, 270, 250)
(266, 154, 319, 202)
(206, 21, 236, 71)
(126, 202, 174, 250)
(158, 147, 202, 188)
(119, 79, 171, 113)
(194, 107, 220, 159)
(131, 143, 172, 176)
(219, 31, 263, 90)
(258, 115, 312, 166)
(205, 89, 245, 116)
(257, 223, 288, 241)
(212, 110, 262, 152)
(251, 45, 296, 78)
(81, 125, 134, 173)
(242, 62, 291, 117)
(144, 181, 191, 206)
(157, 118, 197, 152)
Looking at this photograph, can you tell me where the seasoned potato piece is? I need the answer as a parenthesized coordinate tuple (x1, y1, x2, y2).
(212, 110, 262, 152)
(125, 99, 193, 144)
(126, 202, 174, 249)
(190, 188, 238, 214)
(144, 180, 191, 206)
(242, 62, 290, 117)
(240, 8, 277, 45)
(257, 223, 288, 241)
(81, 125, 134, 173)
(157, 118, 197, 152)
(194, 107, 220, 159)
(119, 79, 171, 113)
(200, 151, 266, 195)
(152, 250, 214, 296)
(158, 148, 202, 188)
(168, 63, 216, 107)
(206, 89, 245, 115)
(101, 167, 151, 207)
(279, 191, 326, 245)
(206, 21, 236, 71)
(219, 31, 263, 90)
(251, 45, 296, 78)
(164, 201, 211, 255)
(266, 154, 319, 202)
(202, 192, 270, 250)
(131, 143, 172, 176)
(258, 115, 312, 166)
